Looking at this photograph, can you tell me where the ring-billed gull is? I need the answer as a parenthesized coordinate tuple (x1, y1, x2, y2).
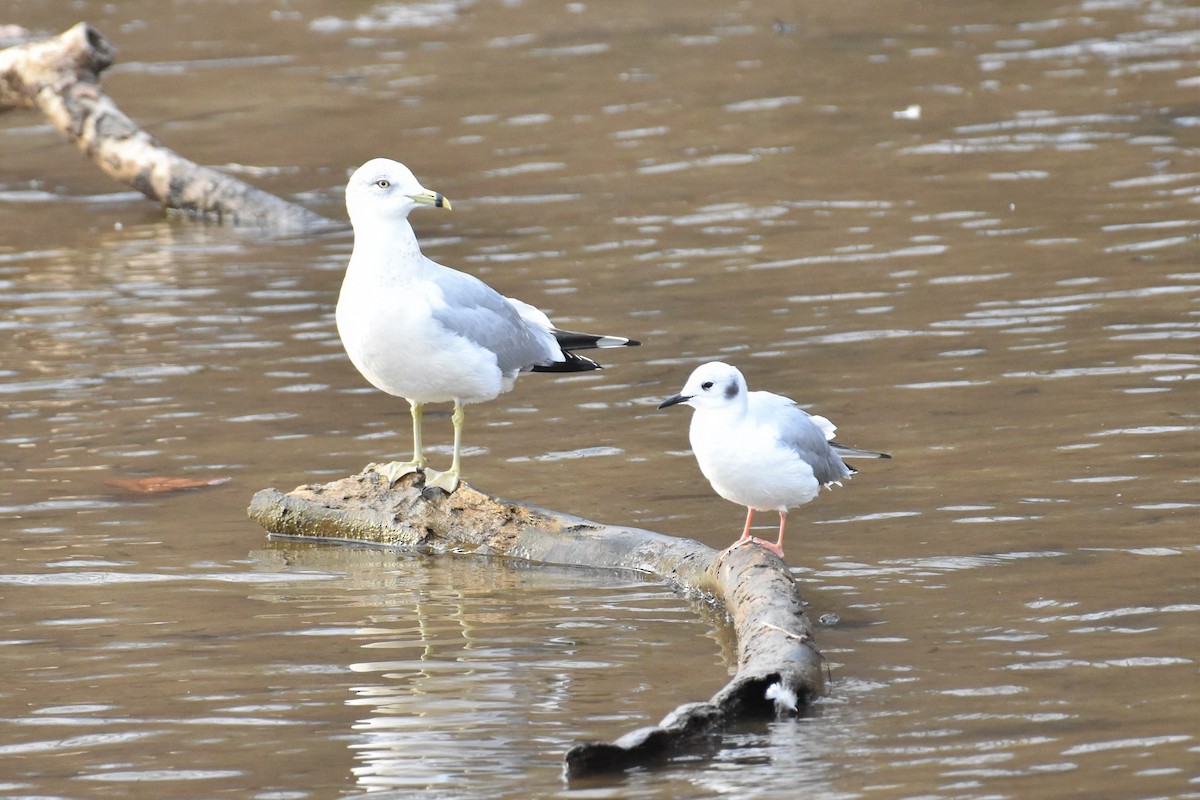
(336, 158, 639, 493)
(658, 361, 889, 558)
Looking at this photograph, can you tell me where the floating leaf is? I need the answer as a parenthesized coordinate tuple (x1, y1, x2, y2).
(107, 476, 231, 494)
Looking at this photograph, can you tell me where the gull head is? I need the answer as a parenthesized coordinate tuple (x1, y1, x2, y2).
(345, 158, 451, 226)
(658, 361, 748, 412)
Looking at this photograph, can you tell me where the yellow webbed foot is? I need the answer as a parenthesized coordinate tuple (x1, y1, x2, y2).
(369, 460, 424, 487)
(422, 467, 460, 494)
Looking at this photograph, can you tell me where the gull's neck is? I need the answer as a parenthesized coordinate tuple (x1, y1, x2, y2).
(693, 397, 748, 429)
(347, 214, 425, 281)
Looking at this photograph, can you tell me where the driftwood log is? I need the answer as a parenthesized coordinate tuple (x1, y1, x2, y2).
(0, 22, 335, 232)
(247, 469, 825, 779)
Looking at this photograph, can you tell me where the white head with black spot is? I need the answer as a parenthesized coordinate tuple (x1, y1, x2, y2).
(345, 158, 451, 230)
(658, 361, 748, 413)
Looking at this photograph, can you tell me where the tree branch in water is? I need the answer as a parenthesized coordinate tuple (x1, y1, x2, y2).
(0, 22, 335, 232)
(247, 470, 825, 779)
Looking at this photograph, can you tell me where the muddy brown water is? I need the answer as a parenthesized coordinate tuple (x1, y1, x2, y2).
(2, 1, 1197, 797)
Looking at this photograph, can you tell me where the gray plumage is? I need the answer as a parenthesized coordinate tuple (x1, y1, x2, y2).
(658, 361, 888, 557)
(335, 158, 639, 492)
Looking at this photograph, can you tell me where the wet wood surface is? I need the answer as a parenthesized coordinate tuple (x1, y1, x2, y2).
(0, 23, 334, 231)
(248, 469, 825, 777)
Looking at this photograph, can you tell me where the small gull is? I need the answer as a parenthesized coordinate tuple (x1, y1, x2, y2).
(336, 158, 639, 493)
(658, 362, 889, 558)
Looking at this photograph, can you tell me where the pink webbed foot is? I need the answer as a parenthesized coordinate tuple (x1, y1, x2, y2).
(716, 508, 787, 561)
(747, 536, 785, 558)
(716, 535, 785, 562)
(717, 536, 751, 564)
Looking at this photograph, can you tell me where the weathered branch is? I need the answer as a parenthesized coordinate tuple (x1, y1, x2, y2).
(0, 22, 336, 232)
(247, 469, 825, 779)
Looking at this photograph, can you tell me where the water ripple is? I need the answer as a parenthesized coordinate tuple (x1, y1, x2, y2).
(1061, 735, 1192, 756)
(750, 244, 947, 270)
(79, 769, 243, 782)
(0, 571, 335, 587)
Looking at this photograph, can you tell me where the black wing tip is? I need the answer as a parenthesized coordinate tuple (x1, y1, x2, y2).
(531, 351, 603, 373)
(552, 329, 642, 351)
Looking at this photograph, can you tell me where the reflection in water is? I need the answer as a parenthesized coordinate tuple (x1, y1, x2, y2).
(251, 550, 722, 794)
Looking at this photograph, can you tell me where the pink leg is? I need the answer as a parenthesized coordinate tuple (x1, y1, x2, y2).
(739, 507, 755, 542)
(717, 508, 756, 562)
(767, 510, 787, 557)
(745, 509, 786, 558)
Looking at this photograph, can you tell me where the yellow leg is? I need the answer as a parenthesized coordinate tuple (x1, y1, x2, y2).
(424, 402, 464, 493)
(371, 400, 427, 486)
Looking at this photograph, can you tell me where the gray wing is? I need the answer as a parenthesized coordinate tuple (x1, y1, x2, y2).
(752, 391, 854, 486)
(426, 262, 559, 373)
(832, 442, 891, 460)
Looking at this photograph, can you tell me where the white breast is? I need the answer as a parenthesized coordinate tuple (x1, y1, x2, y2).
(335, 270, 505, 405)
(689, 410, 821, 512)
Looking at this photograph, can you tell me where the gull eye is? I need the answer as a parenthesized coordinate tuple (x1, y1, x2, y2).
(701, 381, 714, 390)
(374, 179, 390, 190)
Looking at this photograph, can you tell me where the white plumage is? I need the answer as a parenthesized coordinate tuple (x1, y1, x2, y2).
(765, 681, 799, 713)
(336, 158, 638, 492)
(659, 362, 889, 558)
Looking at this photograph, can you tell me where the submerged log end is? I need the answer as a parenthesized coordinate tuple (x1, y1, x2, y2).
(563, 702, 724, 780)
(562, 546, 825, 780)
(562, 670, 819, 780)
(563, 733, 667, 781)
(563, 730, 662, 781)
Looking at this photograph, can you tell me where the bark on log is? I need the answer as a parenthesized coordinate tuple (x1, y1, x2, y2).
(0, 22, 336, 232)
(247, 469, 826, 779)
